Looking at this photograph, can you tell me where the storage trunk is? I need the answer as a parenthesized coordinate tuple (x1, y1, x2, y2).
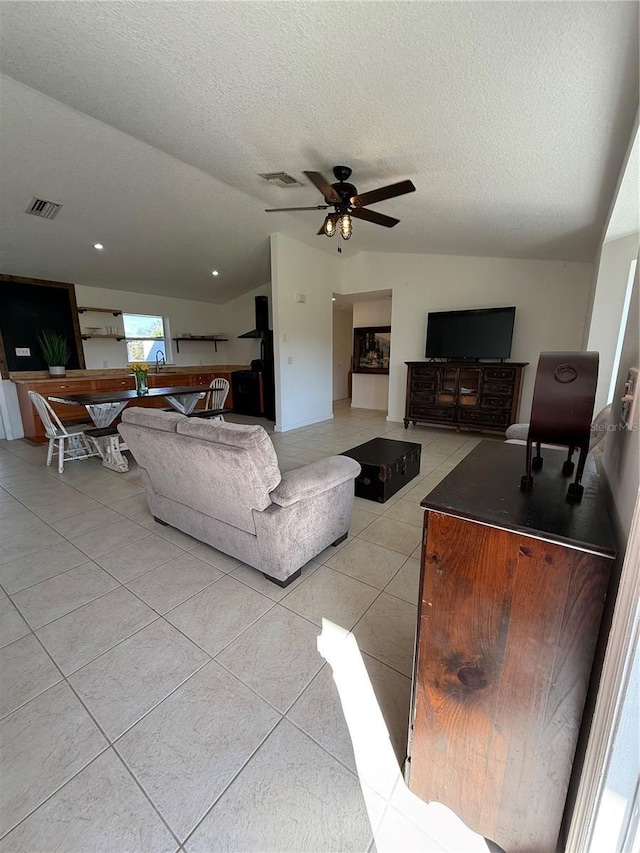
(342, 438, 421, 503)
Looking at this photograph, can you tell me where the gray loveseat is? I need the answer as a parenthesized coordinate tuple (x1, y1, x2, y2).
(118, 408, 361, 586)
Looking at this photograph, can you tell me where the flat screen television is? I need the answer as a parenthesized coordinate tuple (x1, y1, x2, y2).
(425, 306, 516, 360)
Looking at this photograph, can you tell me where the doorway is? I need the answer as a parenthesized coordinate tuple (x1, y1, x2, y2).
(332, 297, 353, 404)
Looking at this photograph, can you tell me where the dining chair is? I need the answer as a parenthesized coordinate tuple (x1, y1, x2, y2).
(28, 391, 99, 473)
(204, 377, 230, 419)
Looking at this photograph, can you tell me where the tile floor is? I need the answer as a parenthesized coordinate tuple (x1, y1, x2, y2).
(0, 401, 483, 852)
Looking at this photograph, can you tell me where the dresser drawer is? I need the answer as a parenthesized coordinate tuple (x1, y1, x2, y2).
(459, 409, 509, 426)
(480, 396, 513, 410)
(410, 391, 436, 405)
(411, 366, 438, 378)
(484, 367, 517, 381)
(483, 382, 513, 396)
(410, 406, 456, 422)
(411, 379, 436, 392)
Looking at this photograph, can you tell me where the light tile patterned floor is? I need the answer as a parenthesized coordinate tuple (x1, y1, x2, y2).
(0, 402, 481, 851)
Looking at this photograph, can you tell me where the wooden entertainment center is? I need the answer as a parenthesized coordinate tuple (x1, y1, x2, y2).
(404, 361, 527, 433)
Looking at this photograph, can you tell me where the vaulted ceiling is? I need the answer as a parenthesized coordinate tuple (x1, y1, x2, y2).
(0, 1, 637, 302)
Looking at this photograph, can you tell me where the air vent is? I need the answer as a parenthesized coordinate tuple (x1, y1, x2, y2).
(258, 172, 303, 188)
(25, 197, 63, 220)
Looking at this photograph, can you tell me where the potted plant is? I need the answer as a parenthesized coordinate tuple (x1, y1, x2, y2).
(38, 330, 71, 377)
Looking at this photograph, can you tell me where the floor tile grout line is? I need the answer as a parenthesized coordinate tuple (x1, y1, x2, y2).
(1, 414, 453, 847)
(0, 741, 113, 842)
(8, 579, 125, 634)
(109, 740, 195, 849)
(178, 715, 292, 850)
(0, 546, 136, 597)
(284, 713, 362, 781)
(5, 617, 184, 846)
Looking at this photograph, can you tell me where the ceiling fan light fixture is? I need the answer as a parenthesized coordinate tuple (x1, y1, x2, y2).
(339, 214, 352, 240)
(323, 214, 336, 237)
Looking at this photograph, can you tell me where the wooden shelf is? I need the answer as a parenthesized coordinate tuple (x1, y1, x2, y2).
(81, 334, 125, 341)
(78, 307, 122, 316)
(172, 336, 229, 353)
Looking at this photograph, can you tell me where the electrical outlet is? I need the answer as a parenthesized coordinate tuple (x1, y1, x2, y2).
(102, 360, 109, 368)
(287, 356, 293, 365)
(15, 347, 30, 357)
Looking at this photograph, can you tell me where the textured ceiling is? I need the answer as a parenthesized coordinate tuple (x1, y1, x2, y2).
(0, 1, 638, 302)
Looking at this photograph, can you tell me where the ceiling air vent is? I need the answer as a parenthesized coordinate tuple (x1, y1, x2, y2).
(25, 197, 63, 220)
(258, 172, 303, 188)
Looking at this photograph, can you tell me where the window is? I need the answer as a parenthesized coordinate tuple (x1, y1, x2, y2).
(123, 313, 168, 363)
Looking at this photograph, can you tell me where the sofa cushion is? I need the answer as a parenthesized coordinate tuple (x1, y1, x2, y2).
(270, 456, 361, 507)
(176, 419, 281, 492)
(121, 407, 185, 432)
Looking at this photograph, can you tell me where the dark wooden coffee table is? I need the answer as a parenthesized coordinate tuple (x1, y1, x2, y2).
(342, 437, 421, 503)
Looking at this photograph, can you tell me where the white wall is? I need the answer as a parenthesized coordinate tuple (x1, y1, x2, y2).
(74, 282, 269, 368)
(214, 282, 271, 367)
(271, 233, 338, 431)
(352, 298, 392, 411)
(332, 304, 352, 401)
(601, 264, 639, 543)
(340, 251, 593, 423)
(587, 233, 639, 413)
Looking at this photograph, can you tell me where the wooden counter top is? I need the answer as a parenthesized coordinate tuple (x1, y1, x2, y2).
(10, 365, 247, 383)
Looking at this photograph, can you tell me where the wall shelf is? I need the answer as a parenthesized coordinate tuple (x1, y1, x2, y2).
(78, 307, 122, 316)
(172, 336, 229, 353)
(81, 334, 125, 341)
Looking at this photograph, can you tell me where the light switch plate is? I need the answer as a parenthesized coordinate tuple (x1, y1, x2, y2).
(15, 347, 30, 357)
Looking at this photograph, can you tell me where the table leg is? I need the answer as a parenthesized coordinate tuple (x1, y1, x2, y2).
(85, 402, 130, 472)
(165, 393, 204, 415)
(91, 435, 129, 473)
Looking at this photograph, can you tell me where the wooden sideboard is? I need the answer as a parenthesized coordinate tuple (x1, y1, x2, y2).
(407, 441, 615, 852)
(15, 370, 235, 443)
(404, 361, 527, 433)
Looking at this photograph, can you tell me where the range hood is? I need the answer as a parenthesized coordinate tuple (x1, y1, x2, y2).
(238, 295, 270, 339)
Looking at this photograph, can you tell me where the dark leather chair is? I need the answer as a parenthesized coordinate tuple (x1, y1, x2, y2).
(520, 352, 599, 501)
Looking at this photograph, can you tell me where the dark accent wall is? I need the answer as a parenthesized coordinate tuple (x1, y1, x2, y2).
(0, 275, 85, 376)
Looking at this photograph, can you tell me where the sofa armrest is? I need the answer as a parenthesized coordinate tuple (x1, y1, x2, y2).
(505, 422, 529, 441)
(270, 456, 361, 508)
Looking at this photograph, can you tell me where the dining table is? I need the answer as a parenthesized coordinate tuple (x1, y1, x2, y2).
(48, 385, 217, 473)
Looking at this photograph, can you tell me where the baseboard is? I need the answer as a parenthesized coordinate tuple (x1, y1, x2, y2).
(274, 412, 334, 433)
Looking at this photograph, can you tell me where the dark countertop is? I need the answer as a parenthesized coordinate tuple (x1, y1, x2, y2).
(421, 440, 616, 558)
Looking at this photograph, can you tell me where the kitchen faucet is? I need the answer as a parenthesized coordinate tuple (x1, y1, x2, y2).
(155, 350, 166, 373)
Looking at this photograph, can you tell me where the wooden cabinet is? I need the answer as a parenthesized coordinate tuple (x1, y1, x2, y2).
(407, 441, 615, 852)
(404, 361, 527, 433)
(16, 370, 236, 441)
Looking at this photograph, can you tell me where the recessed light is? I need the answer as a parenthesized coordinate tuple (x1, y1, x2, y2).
(93, 243, 104, 250)
(211, 270, 219, 276)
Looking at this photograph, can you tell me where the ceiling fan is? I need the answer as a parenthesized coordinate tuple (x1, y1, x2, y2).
(265, 166, 416, 240)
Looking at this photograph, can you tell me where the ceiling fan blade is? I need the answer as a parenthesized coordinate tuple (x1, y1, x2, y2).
(265, 205, 330, 212)
(351, 179, 416, 208)
(303, 171, 342, 203)
(350, 207, 399, 228)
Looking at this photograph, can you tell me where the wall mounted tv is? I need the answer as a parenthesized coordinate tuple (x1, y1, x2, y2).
(425, 306, 516, 361)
